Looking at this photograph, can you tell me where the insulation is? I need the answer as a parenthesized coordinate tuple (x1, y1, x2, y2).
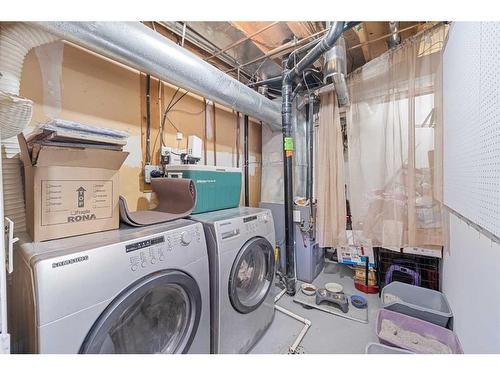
(0, 23, 58, 139)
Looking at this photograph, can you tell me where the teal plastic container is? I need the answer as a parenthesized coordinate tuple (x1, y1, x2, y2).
(165, 165, 242, 214)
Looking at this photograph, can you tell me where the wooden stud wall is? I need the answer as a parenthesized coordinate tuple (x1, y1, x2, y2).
(20, 42, 263, 211)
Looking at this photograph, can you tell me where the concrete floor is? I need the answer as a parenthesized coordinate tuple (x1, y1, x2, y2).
(250, 262, 381, 354)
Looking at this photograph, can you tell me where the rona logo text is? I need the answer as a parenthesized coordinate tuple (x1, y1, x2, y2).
(67, 209, 96, 222)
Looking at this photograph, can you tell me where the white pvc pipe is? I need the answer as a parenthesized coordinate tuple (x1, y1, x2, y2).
(274, 288, 312, 354)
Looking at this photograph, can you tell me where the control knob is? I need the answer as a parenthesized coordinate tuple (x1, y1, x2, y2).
(262, 213, 269, 223)
(180, 231, 192, 245)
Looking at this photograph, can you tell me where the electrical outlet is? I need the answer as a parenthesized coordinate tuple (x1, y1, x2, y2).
(144, 165, 162, 184)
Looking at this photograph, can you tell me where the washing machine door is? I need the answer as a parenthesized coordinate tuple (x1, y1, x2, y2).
(80, 270, 201, 354)
(229, 237, 275, 314)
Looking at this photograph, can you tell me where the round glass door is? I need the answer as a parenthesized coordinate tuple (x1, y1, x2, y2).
(80, 270, 201, 354)
(229, 237, 275, 314)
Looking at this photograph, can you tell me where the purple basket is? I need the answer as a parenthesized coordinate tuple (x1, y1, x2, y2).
(376, 309, 463, 354)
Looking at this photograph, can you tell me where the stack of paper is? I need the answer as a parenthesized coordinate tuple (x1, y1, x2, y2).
(25, 119, 129, 162)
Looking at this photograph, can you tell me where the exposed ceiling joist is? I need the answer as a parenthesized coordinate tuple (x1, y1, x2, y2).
(286, 21, 322, 39)
(204, 21, 280, 62)
(357, 22, 373, 62)
(147, 21, 429, 84)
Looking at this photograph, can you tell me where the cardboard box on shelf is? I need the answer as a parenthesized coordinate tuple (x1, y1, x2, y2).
(337, 245, 375, 268)
(336, 230, 375, 268)
(18, 134, 129, 242)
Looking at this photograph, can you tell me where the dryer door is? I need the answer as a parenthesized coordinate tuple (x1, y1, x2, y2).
(229, 237, 275, 314)
(80, 270, 201, 354)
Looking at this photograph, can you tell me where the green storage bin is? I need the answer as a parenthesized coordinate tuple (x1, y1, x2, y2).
(165, 165, 242, 214)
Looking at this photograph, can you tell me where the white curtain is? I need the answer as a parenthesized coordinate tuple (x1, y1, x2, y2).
(316, 91, 347, 247)
(347, 25, 447, 248)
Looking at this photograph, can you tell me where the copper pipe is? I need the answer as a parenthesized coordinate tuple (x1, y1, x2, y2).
(205, 21, 280, 61)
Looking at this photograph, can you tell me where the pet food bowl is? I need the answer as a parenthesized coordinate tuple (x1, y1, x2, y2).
(351, 294, 368, 309)
(325, 282, 343, 293)
(301, 283, 317, 296)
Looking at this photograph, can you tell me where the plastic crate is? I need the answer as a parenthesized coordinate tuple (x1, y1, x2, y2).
(376, 309, 463, 354)
(376, 248, 440, 291)
(381, 281, 453, 328)
(365, 342, 413, 354)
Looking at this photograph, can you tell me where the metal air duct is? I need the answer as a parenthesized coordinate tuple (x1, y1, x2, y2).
(388, 22, 401, 48)
(323, 34, 349, 107)
(32, 22, 282, 129)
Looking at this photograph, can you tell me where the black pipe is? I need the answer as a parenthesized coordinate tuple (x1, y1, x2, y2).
(291, 69, 322, 99)
(281, 21, 358, 296)
(305, 102, 311, 201)
(236, 111, 240, 168)
(288, 22, 345, 82)
(285, 22, 359, 71)
(244, 114, 249, 207)
(307, 93, 315, 220)
(145, 74, 151, 164)
(281, 58, 296, 296)
(248, 75, 282, 88)
(285, 38, 322, 70)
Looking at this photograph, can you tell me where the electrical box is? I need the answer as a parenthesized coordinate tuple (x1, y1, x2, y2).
(188, 135, 202, 159)
(160, 146, 183, 165)
(144, 165, 162, 183)
(160, 146, 170, 157)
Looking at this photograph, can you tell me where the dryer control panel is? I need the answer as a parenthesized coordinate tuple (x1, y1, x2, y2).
(219, 211, 272, 241)
(125, 226, 202, 272)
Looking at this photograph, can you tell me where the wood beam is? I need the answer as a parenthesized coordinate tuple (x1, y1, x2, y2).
(355, 22, 372, 62)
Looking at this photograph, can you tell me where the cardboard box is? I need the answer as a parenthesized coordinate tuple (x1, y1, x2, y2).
(337, 230, 375, 268)
(18, 134, 128, 242)
(337, 245, 375, 268)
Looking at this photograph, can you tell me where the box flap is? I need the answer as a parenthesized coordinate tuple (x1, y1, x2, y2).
(35, 146, 129, 170)
(17, 133, 33, 168)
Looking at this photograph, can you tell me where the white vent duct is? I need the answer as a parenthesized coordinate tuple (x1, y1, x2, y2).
(0, 23, 59, 139)
(32, 22, 282, 129)
(1, 23, 57, 340)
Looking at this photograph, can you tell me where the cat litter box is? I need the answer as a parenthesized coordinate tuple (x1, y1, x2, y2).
(381, 281, 453, 328)
(376, 309, 463, 354)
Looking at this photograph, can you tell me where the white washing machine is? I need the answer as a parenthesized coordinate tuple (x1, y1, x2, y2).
(191, 207, 276, 354)
(8, 220, 210, 354)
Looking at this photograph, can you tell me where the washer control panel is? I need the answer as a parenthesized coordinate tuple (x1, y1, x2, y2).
(125, 226, 201, 272)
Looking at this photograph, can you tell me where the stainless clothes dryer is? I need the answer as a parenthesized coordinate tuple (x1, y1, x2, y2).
(8, 220, 210, 354)
(191, 207, 276, 354)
